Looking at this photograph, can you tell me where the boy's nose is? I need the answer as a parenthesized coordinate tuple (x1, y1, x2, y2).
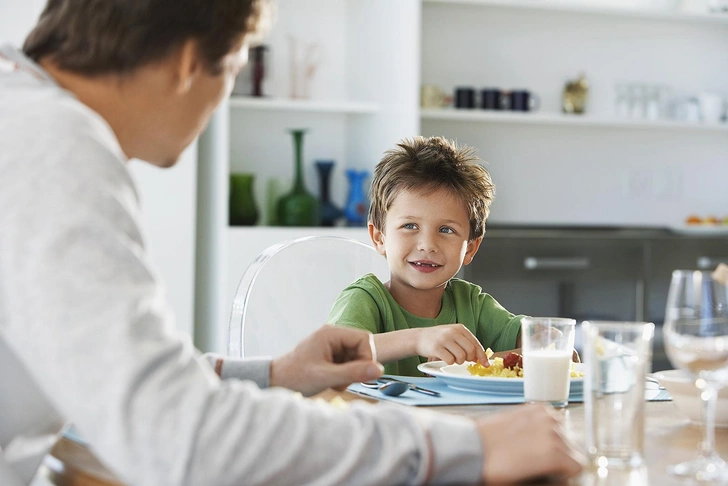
(417, 235, 438, 253)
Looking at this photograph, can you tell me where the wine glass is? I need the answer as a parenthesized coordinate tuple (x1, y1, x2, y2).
(663, 269, 728, 481)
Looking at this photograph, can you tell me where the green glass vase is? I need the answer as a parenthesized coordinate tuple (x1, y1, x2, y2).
(276, 129, 321, 226)
(229, 173, 259, 226)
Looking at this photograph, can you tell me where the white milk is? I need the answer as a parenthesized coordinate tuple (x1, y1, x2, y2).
(523, 350, 572, 404)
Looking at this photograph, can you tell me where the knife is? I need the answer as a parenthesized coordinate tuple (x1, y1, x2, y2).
(378, 377, 441, 397)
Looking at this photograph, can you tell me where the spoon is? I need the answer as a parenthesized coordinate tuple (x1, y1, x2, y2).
(377, 381, 410, 396)
(361, 380, 409, 396)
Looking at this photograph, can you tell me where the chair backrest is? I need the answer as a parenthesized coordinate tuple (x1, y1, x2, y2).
(228, 235, 390, 358)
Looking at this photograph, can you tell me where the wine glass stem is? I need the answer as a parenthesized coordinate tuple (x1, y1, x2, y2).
(699, 385, 718, 458)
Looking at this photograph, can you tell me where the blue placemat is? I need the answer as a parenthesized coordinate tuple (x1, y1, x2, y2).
(347, 376, 672, 406)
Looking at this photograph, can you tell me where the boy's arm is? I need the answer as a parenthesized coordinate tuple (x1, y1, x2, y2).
(371, 329, 420, 363)
(375, 325, 489, 366)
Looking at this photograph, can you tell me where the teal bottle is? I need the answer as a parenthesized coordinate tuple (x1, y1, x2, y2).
(276, 129, 321, 226)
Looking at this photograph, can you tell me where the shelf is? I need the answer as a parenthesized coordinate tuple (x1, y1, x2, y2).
(424, 0, 728, 25)
(420, 109, 728, 132)
(228, 96, 380, 114)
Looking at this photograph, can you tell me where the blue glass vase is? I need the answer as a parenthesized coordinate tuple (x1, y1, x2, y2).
(315, 160, 343, 227)
(343, 169, 370, 227)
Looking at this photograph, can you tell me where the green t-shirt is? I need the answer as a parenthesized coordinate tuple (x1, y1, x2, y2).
(327, 273, 524, 376)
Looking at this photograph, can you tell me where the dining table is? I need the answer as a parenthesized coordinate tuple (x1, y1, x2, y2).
(37, 387, 728, 486)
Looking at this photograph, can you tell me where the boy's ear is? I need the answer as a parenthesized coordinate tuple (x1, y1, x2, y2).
(462, 236, 483, 266)
(369, 222, 387, 257)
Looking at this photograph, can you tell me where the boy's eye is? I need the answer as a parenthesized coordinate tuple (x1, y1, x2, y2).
(402, 223, 417, 230)
(440, 227, 455, 234)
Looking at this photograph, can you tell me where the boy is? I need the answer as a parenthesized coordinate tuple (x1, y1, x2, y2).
(329, 136, 524, 376)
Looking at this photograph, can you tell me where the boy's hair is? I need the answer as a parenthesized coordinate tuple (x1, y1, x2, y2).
(23, 0, 270, 76)
(369, 136, 495, 242)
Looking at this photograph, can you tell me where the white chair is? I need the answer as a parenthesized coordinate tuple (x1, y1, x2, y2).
(228, 235, 390, 358)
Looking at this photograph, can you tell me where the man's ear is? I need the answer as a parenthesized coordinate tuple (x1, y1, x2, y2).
(369, 221, 387, 257)
(175, 39, 202, 94)
(462, 236, 483, 266)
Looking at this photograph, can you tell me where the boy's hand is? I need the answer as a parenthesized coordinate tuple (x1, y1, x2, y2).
(415, 324, 489, 366)
(476, 404, 585, 483)
(270, 325, 383, 396)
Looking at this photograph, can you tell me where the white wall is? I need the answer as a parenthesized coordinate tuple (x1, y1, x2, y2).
(0, 1, 197, 336)
(421, 3, 728, 228)
(129, 153, 197, 337)
(0, 0, 46, 47)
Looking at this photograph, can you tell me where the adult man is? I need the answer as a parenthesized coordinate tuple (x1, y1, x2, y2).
(0, 0, 584, 484)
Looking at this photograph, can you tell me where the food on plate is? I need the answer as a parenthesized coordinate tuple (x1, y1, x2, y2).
(466, 350, 584, 379)
(467, 357, 523, 378)
(502, 351, 523, 370)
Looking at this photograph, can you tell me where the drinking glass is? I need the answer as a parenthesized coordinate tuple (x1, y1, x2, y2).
(583, 321, 654, 469)
(521, 317, 576, 408)
(663, 269, 728, 481)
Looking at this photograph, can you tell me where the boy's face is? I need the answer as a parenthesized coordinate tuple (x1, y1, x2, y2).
(370, 186, 482, 292)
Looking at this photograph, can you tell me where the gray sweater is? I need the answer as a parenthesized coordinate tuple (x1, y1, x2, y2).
(0, 45, 483, 486)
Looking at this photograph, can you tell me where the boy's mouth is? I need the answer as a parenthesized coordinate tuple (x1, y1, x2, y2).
(409, 260, 442, 268)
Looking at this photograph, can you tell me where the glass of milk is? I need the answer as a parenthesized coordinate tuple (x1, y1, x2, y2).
(521, 317, 577, 408)
(582, 321, 654, 469)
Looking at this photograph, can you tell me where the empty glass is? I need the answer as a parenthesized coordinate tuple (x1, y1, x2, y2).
(583, 321, 654, 469)
(663, 270, 728, 481)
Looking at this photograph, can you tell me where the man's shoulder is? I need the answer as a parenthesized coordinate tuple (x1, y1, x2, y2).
(2, 82, 114, 151)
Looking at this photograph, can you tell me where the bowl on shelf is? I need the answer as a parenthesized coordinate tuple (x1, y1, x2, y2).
(652, 369, 728, 427)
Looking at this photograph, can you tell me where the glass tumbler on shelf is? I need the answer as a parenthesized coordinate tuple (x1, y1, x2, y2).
(663, 269, 728, 482)
(629, 83, 647, 119)
(229, 173, 259, 226)
(614, 82, 630, 118)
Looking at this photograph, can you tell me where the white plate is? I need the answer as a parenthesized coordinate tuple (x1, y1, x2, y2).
(670, 225, 728, 236)
(418, 361, 584, 396)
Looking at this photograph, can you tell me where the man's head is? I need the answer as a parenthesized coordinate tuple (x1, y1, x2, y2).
(23, 0, 270, 166)
(368, 136, 495, 242)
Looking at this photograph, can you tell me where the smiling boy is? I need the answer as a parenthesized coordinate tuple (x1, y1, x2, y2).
(328, 136, 525, 376)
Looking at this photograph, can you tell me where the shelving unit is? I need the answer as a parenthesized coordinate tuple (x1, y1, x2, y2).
(424, 0, 728, 25)
(229, 96, 380, 114)
(421, 108, 728, 132)
(420, 0, 728, 230)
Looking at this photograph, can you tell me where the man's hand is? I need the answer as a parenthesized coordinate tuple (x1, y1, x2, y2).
(415, 324, 489, 366)
(476, 404, 585, 483)
(270, 325, 384, 396)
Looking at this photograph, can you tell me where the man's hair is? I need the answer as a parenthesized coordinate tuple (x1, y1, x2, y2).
(23, 0, 270, 75)
(368, 136, 495, 241)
